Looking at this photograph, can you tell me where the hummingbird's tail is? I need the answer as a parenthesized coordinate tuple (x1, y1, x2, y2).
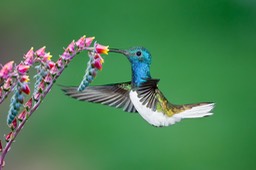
(173, 102, 215, 119)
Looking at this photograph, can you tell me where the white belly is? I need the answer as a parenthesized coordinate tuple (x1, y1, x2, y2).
(129, 91, 181, 127)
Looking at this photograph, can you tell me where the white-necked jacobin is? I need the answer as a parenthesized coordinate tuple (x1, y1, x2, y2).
(62, 47, 215, 127)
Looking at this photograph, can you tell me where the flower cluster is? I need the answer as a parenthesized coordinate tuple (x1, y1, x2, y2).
(0, 35, 109, 169)
(78, 43, 108, 91)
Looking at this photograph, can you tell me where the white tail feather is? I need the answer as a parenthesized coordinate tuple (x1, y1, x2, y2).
(173, 103, 215, 119)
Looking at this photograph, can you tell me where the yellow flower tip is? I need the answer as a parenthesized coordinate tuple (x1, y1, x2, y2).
(30, 47, 34, 50)
(25, 77, 30, 82)
(46, 52, 52, 60)
(105, 46, 110, 55)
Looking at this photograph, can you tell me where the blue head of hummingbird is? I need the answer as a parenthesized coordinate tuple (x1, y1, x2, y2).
(62, 46, 215, 127)
(109, 47, 152, 87)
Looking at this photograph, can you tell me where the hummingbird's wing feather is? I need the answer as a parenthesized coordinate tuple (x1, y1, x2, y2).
(61, 82, 137, 113)
(136, 79, 160, 112)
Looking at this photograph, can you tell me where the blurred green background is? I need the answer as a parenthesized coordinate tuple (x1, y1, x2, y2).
(0, 0, 256, 169)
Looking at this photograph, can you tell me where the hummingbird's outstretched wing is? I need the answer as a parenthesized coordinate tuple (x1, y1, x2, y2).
(61, 82, 137, 113)
(135, 79, 214, 117)
(131, 79, 214, 127)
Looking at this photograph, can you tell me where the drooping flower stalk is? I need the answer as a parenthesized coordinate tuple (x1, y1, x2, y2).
(0, 35, 109, 169)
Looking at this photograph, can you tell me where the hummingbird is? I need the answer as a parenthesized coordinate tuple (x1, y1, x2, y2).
(62, 47, 214, 127)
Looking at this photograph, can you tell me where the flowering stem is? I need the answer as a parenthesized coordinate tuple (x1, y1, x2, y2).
(0, 35, 109, 169)
(0, 46, 88, 169)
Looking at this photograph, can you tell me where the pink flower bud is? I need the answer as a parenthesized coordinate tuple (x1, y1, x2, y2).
(18, 110, 27, 121)
(61, 52, 71, 60)
(48, 61, 55, 69)
(85, 37, 95, 47)
(0, 61, 14, 79)
(44, 73, 53, 84)
(22, 83, 30, 95)
(50, 65, 58, 75)
(36, 46, 46, 57)
(94, 54, 104, 64)
(9, 118, 17, 130)
(56, 58, 63, 68)
(20, 75, 30, 83)
(3, 78, 12, 91)
(42, 52, 52, 62)
(38, 81, 45, 92)
(24, 98, 33, 110)
(5, 132, 13, 142)
(66, 40, 75, 53)
(33, 92, 41, 101)
(95, 43, 109, 55)
(17, 64, 30, 75)
(76, 35, 86, 49)
(24, 47, 34, 66)
(93, 60, 103, 70)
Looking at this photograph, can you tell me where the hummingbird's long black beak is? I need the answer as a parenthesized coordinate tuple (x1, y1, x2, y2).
(109, 48, 128, 56)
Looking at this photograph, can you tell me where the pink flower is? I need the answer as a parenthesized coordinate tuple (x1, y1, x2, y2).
(85, 37, 95, 47)
(76, 35, 86, 49)
(18, 110, 27, 121)
(66, 40, 75, 53)
(61, 51, 71, 60)
(33, 92, 41, 101)
(95, 43, 109, 55)
(0, 61, 14, 79)
(38, 80, 45, 92)
(36, 46, 46, 57)
(24, 98, 33, 110)
(42, 52, 52, 62)
(24, 47, 34, 66)
(44, 73, 53, 84)
(50, 65, 58, 75)
(5, 132, 13, 142)
(94, 54, 104, 64)
(17, 64, 30, 75)
(56, 58, 63, 68)
(3, 77, 12, 90)
(20, 75, 30, 82)
(93, 60, 103, 70)
(22, 83, 30, 95)
(48, 61, 55, 69)
(9, 118, 17, 130)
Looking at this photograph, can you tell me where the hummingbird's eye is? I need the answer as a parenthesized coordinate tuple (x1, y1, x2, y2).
(136, 51, 142, 57)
